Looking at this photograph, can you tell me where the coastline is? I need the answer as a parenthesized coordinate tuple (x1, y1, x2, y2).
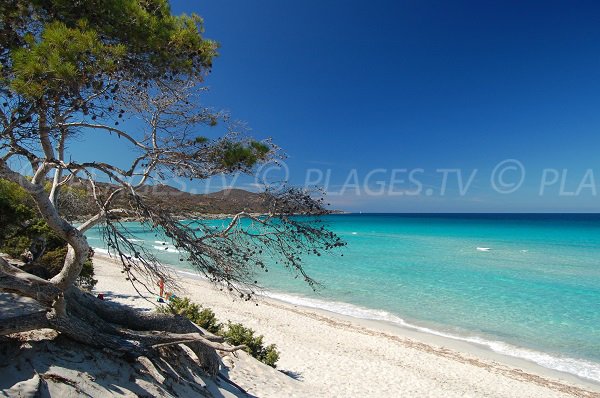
(261, 290, 600, 386)
(93, 253, 600, 397)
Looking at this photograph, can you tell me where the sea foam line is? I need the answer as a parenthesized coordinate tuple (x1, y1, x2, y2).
(152, 245, 180, 253)
(263, 291, 600, 383)
(93, 247, 109, 255)
(91, 245, 600, 383)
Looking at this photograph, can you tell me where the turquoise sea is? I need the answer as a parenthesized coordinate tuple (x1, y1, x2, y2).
(86, 214, 600, 382)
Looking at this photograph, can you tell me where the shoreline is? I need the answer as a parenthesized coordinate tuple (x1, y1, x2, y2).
(115, 251, 600, 387)
(93, 253, 600, 397)
(260, 290, 600, 386)
(178, 268, 600, 390)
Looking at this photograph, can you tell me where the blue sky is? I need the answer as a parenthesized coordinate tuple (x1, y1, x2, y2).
(78, 1, 600, 212)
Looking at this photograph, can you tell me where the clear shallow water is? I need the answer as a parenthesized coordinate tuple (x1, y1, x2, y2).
(86, 214, 600, 382)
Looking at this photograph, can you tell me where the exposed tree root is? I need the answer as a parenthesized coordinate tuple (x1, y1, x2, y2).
(0, 311, 51, 335)
(1, 258, 243, 377)
(0, 258, 61, 306)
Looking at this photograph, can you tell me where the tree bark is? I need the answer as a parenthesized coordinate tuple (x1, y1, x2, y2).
(0, 311, 50, 335)
(0, 258, 61, 306)
(65, 288, 225, 374)
(0, 268, 232, 376)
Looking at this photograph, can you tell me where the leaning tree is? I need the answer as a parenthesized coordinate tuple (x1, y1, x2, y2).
(0, 0, 344, 375)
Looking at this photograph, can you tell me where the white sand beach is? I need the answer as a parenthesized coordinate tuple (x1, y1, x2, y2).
(84, 255, 599, 398)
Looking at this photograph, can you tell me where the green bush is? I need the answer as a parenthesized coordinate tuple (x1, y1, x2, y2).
(38, 246, 68, 275)
(2, 235, 30, 259)
(261, 344, 280, 368)
(157, 296, 280, 367)
(222, 322, 280, 368)
(76, 258, 98, 291)
(0, 179, 36, 248)
(158, 296, 222, 334)
(0, 178, 97, 290)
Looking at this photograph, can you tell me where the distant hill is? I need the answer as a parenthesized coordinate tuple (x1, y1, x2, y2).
(134, 185, 271, 215)
(59, 182, 277, 219)
(58, 182, 334, 219)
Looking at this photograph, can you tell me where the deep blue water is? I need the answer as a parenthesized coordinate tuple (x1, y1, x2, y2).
(86, 213, 600, 381)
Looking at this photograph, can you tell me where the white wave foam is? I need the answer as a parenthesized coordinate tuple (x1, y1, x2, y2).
(92, 247, 109, 255)
(264, 291, 409, 326)
(476, 247, 491, 251)
(264, 291, 600, 383)
(152, 245, 180, 253)
(91, 251, 600, 383)
(154, 240, 169, 245)
(176, 269, 207, 281)
(469, 338, 600, 382)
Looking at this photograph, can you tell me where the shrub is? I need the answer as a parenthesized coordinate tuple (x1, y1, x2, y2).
(2, 235, 30, 259)
(222, 322, 280, 368)
(39, 246, 68, 275)
(157, 296, 280, 367)
(77, 258, 98, 291)
(158, 296, 222, 334)
(0, 178, 97, 290)
(261, 344, 280, 368)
